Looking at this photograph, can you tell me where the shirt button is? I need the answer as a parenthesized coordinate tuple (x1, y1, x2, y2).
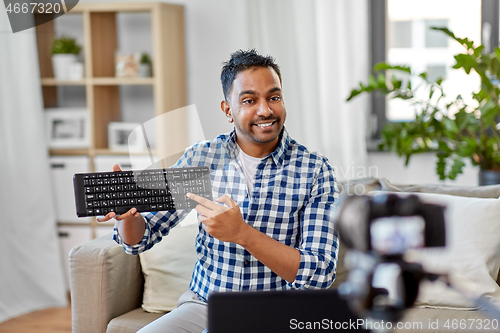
(244, 260, 249, 266)
(245, 194, 248, 198)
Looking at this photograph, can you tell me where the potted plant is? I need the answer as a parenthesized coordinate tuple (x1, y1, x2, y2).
(51, 36, 82, 80)
(348, 28, 500, 185)
(138, 52, 152, 78)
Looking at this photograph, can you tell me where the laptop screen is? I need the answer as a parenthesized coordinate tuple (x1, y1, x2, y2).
(208, 289, 369, 332)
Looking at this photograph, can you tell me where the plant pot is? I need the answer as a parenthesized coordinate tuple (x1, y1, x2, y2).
(138, 64, 152, 77)
(479, 169, 500, 186)
(52, 54, 78, 80)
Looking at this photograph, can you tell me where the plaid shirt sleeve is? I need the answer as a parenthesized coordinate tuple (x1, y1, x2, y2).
(291, 159, 339, 289)
(113, 146, 196, 254)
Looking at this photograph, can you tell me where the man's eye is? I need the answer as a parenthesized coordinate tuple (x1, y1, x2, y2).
(270, 96, 281, 102)
(242, 99, 254, 104)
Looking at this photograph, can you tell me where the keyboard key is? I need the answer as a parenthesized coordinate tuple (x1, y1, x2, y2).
(116, 205, 150, 214)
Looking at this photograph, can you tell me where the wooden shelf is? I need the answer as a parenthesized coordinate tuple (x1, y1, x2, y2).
(50, 148, 90, 156)
(93, 149, 155, 156)
(97, 222, 115, 227)
(58, 222, 92, 227)
(41, 77, 155, 86)
(37, 2, 187, 241)
(92, 77, 155, 85)
(72, 2, 162, 13)
(41, 78, 88, 86)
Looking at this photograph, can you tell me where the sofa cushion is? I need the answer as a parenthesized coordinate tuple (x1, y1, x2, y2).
(107, 308, 164, 333)
(397, 307, 495, 333)
(372, 192, 500, 309)
(330, 239, 348, 288)
(139, 210, 199, 313)
(379, 178, 500, 198)
(338, 177, 381, 198)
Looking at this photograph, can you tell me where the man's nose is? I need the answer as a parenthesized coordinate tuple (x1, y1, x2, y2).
(256, 100, 273, 117)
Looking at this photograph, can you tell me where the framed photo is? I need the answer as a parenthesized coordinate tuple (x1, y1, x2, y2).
(108, 122, 147, 152)
(45, 108, 89, 149)
(115, 52, 139, 77)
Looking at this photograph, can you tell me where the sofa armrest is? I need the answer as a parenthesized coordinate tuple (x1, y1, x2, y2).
(69, 234, 144, 333)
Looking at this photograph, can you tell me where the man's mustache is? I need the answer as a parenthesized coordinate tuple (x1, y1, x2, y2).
(251, 116, 279, 125)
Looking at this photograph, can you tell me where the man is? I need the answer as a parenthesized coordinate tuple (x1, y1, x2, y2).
(99, 49, 339, 332)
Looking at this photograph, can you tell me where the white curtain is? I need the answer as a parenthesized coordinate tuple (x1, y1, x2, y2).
(228, 0, 370, 181)
(0, 7, 67, 323)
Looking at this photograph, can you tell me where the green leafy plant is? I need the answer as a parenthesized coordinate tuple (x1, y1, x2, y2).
(51, 36, 81, 55)
(140, 53, 151, 64)
(348, 27, 500, 180)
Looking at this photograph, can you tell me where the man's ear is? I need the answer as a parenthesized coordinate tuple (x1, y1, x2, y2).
(221, 100, 233, 123)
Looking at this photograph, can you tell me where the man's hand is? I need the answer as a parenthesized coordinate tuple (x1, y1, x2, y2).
(96, 164, 142, 222)
(97, 164, 145, 245)
(187, 193, 250, 245)
(187, 192, 300, 282)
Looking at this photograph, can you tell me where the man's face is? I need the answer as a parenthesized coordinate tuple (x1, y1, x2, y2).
(222, 67, 286, 154)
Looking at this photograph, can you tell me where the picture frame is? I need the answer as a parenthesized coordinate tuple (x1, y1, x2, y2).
(108, 122, 147, 152)
(115, 52, 140, 77)
(45, 108, 89, 149)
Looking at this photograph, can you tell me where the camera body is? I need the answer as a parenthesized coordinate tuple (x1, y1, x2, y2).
(335, 193, 446, 323)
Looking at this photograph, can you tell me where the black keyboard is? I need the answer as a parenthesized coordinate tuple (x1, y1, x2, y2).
(73, 167, 213, 217)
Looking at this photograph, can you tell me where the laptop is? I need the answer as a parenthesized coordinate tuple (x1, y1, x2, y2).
(208, 289, 370, 332)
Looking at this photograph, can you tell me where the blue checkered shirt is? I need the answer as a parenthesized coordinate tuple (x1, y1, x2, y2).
(114, 127, 339, 302)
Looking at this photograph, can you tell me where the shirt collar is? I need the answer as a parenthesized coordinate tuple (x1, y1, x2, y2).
(226, 127, 290, 166)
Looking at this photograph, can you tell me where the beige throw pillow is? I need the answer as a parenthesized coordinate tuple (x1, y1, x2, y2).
(139, 210, 199, 313)
(372, 192, 500, 309)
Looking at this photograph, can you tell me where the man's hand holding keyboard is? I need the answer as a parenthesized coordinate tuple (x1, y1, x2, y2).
(97, 164, 146, 245)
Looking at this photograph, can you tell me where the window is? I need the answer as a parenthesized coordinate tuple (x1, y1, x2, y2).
(368, 0, 497, 142)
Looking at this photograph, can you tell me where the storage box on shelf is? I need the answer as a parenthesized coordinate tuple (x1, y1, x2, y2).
(35, 3, 187, 245)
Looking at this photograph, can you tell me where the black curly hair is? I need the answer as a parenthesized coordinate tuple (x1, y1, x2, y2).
(220, 49, 282, 101)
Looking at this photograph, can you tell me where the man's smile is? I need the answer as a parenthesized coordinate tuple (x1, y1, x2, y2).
(252, 118, 278, 130)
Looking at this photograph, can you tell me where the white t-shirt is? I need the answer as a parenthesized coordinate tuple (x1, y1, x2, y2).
(236, 144, 262, 195)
